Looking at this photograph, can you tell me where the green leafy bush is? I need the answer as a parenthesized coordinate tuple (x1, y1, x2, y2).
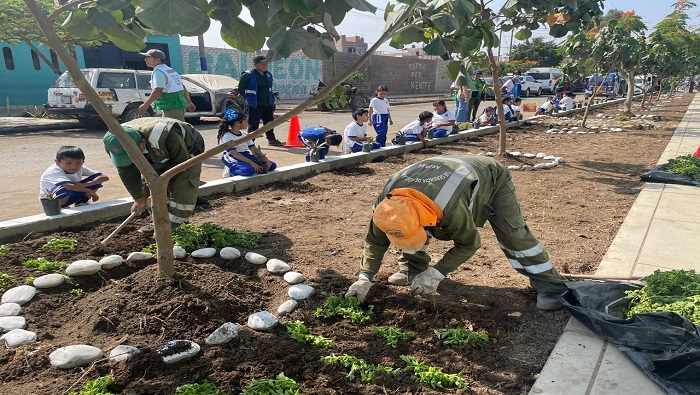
(284, 320, 335, 349)
(625, 269, 700, 325)
(0, 272, 15, 288)
(0, 244, 9, 256)
(176, 380, 231, 395)
(42, 238, 77, 251)
(142, 243, 157, 254)
(23, 258, 68, 272)
(370, 326, 415, 348)
(68, 376, 117, 395)
(314, 296, 373, 324)
(24, 277, 35, 285)
(172, 223, 262, 252)
(666, 154, 700, 181)
(434, 328, 489, 346)
(240, 373, 300, 395)
(401, 355, 469, 389)
(321, 354, 401, 383)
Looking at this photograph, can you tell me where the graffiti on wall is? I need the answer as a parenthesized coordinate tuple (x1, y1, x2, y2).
(183, 48, 321, 100)
(408, 62, 432, 91)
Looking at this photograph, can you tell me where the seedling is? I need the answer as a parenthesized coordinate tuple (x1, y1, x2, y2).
(24, 276, 35, 285)
(0, 244, 9, 256)
(176, 380, 231, 395)
(625, 269, 700, 325)
(240, 373, 300, 395)
(401, 355, 469, 390)
(23, 258, 68, 272)
(172, 223, 262, 252)
(142, 244, 157, 254)
(434, 328, 489, 346)
(284, 320, 335, 349)
(321, 354, 401, 383)
(370, 326, 415, 348)
(41, 186, 63, 200)
(0, 272, 14, 288)
(68, 376, 117, 395)
(70, 288, 85, 297)
(314, 296, 373, 324)
(42, 238, 77, 251)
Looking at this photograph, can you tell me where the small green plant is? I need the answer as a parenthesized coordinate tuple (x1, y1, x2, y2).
(284, 320, 335, 349)
(41, 186, 64, 200)
(0, 244, 9, 256)
(22, 105, 47, 118)
(70, 288, 85, 297)
(0, 272, 15, 288)
(68, 376, 117, 395)
(666, 154, 700, 181)
(613, 115, 630, 122)
(142, 243, 157, 254)
(172, 223, 262, 252)
(370, 326, 415, 348)
(24, 276, 35, 285)
(23, 257, 68, 272)
(625, 269, 700, 325)
(240, 373, 300, 395)
(401, 355, 469, 390)
(321, 354, 401, 383)
(42, 238, 77, 251)
(434, 328, 489, 346)
(315, 296, 373, 325)
(176, 380, 231, 395)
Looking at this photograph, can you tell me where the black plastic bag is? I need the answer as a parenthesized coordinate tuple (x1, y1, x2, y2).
(640, 163, 700, 186)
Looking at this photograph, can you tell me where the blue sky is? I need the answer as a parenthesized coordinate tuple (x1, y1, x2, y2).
(180, 0, 700, 54)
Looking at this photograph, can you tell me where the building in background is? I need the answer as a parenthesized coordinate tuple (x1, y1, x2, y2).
(336, 35, 368, 55)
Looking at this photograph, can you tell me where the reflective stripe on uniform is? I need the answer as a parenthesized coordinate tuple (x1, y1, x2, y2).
(148, 120, 169, 149)
(433, 156, 480, 212)
(169, 212, 188, 224)
(245, 89, 256, 94)
(433, 165, 469, 210)
(499, 242, 545, 258)
(168, 200, 196, 211)
(508, 259, 554, 274)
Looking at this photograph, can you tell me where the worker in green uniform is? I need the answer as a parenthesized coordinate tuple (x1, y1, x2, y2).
(137, 49, 195, 122)
(345, 154, 568, 310)
(103, 117, 205, 229)
(469, 70, 489, 122)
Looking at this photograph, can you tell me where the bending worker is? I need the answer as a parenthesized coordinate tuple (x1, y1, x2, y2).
(345, 154, 568, 310)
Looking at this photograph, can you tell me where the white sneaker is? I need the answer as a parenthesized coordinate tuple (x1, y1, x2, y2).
(75, 202, 90, 207)
(222, 168, 231, 178)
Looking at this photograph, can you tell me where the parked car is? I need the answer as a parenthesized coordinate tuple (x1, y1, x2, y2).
(525, 67, 563, 94)
(45, 68, 244, 127)
(584, 73, 621, 99)
(483, 77, 508, 100)
(504, 74, 542, 97)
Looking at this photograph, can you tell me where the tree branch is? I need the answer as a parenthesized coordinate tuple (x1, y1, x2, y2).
(23, 39, 61, 74)
(48, 0, 94, 21)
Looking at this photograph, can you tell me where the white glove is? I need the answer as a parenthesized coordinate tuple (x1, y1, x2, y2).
(345, 273, 373, 302)
(410, 267, 445, 296)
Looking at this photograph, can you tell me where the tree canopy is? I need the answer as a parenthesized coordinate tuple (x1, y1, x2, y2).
(509, 37, 563, 67)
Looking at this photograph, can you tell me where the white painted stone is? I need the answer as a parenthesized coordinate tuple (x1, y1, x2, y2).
(521, 165, 534, 170)
(554, 157, 566, 164)
(543, 155, 556, 160)
(66, 260, 101, 276)
(0, 316, 26, 332)
(127, 252, 152, 262)
(109, 345, 140, 362)
(558, 131, 566, 134)
(547, 129, 559, 133)
(0, 303, 21, 317)
(486, 151, 496, 156)
(277, 300, 299, 316)
(1, 285, 36, 305)
(156, 340, 200, 364)
(173, 246, 187, 259)
(99, 255, 123, 270)
(509, 151, 521, 157)
(191, 248, 217, 258)
(611, 127, 623, 132)
(266, 259, 290, 274)
(0, 329, 36, 347)
(589, 126, 599, 130)
(247, 311, 278, 331)
(288, 284, 315, 301)
(283, 271, 305, 285)
(596, 114, 604, 118)
(219, 247, 241, 260)
(536, 152, 547, 158)
(576, 131, 587, 134)
(507, 165, 520, 170)
(545, 162, 558, 168)
(571, 126, 579, 130)
(533, 163, 549, 169)
(523, 153, 536, 158)
(245, 252, 267, 265)
(33, 273, 65, 289)
(205, 322, 240, 345)
(49, 345, 103, 369)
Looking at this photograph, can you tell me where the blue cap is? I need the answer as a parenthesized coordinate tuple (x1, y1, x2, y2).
(474, 70, 483, 75)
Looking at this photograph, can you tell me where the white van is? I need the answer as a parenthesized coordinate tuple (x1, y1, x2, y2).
(525, 67, 563, 94)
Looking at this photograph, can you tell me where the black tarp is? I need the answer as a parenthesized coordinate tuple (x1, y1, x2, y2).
(640, 164, 700, 186)
(563, 282, 700, 395)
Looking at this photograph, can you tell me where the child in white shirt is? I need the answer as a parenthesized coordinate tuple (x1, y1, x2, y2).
(368, 85, 392, 147)
(534, 98, 556, 115)
(478, 107, 496, 126)
(344, 108, 378, 153)
(218, 109, 277, 177)
(400, 111, 433, 148)
(39, 146, 110, 207)
(560, 92, 575, 111)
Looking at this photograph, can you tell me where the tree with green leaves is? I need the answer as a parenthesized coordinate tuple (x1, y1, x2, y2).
(509, 37, 563, 67)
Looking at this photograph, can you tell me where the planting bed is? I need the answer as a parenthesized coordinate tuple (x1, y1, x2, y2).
(0, 94, 692, 394)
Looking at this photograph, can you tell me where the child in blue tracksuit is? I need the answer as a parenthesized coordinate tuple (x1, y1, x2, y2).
(368, 85, 393, 147)
(297, 126, 343, 161)
(218, 109, 277, 177)
(40, 146, 110, 207)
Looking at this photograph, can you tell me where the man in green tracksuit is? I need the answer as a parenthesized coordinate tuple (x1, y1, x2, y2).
(103, 117, 204, 228)
(345, 154, 568, 310)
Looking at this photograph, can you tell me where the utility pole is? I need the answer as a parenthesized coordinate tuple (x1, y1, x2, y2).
(497, 29, 503, 62)
(507, 29, 514, 62)
(197, 34, 208, 73)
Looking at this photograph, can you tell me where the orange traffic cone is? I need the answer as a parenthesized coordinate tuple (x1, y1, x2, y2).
(284, 115, 305, 148)
(693, 145, 700, 157)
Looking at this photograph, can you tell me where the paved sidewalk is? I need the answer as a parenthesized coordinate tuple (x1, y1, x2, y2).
(530, 94, 700, 394)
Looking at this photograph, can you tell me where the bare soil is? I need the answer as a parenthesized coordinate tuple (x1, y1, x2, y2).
(0, 94, 691, 394)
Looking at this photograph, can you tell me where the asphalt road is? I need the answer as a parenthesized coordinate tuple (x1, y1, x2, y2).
(1, 96, 544, 221)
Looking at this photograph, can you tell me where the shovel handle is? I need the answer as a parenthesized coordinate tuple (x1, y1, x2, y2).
(100, 212, 138, 246)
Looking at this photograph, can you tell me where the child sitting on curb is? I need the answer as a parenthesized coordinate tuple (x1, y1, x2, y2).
(401, 111, 433, 148)
(40, 146, 110, 207)
(344, 108, 380, 153)
(534, 98, 556, 116)
(218, 109, 277, 177)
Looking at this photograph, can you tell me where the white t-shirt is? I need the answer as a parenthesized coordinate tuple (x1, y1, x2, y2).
(478, 113, 494, 124)
(221, 130, 254, 162)
(502, 79, 514, 92)
(502, 104, 516, 120)
(39, 164, 99, 199)
(432, 110, 455, 128)
(560, 97, 574, 111)
(369, 97, 390, 114)
(539, 100, 554, 111)
(400, 119, 425, 136)
(512, 105, 521, 113)
(344, 121, 367, 153)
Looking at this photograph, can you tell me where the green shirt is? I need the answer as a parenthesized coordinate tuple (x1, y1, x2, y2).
(472, 79, 488, 100)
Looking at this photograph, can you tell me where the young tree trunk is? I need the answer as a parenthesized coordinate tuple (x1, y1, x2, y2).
(623, 67, 636, 116)
(581, 73, 609, 128)
(485, 49, 508, 155)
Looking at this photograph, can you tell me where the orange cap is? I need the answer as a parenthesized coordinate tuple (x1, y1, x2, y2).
(373, 188, 443, 250)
